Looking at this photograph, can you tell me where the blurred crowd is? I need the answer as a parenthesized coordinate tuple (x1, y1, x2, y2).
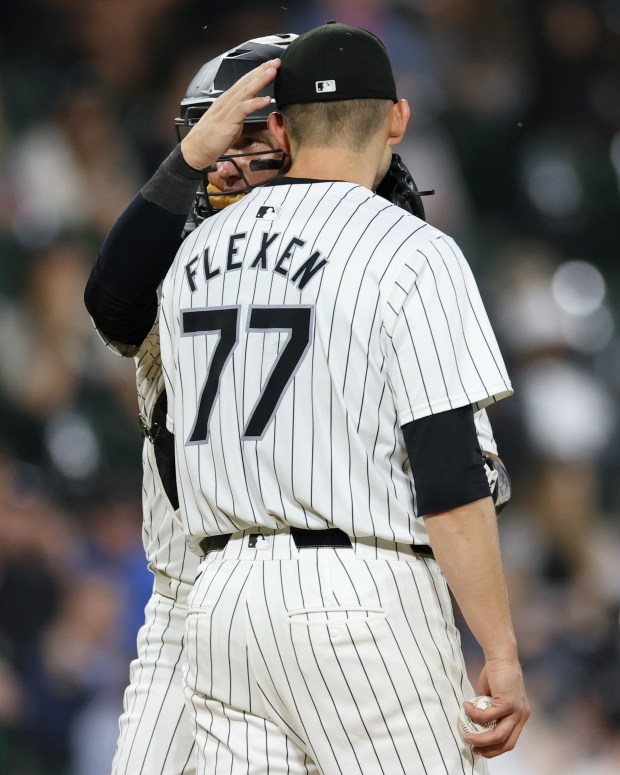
(1, 1, 620, 773)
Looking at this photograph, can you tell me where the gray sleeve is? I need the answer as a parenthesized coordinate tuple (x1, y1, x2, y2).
(141, 144, 204, 215)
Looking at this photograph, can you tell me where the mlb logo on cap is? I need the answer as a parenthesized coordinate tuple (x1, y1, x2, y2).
(275, 24, 397, 107)
(316, 80, 336, 93)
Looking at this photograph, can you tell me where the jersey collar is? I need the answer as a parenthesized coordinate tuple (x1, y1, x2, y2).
(261, 176, 343, 186)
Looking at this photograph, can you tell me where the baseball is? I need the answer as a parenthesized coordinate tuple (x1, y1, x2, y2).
(458, 696, 496, 738)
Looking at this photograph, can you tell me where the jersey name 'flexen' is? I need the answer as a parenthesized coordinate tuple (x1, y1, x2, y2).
(160, 181, 512, 554)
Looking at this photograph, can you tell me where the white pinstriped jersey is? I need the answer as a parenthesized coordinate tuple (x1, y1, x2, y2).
(93, 323, 198, 774)
(160, 180, 512, 553)
(135, 324, 199, 586)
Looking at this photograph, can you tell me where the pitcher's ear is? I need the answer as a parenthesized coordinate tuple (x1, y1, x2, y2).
(267, 112, 291, 155)
(388, 99, 410, 148)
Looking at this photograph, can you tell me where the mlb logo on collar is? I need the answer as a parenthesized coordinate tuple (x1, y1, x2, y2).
(315, 80, 336, 93)
(256, 205, 282, 220)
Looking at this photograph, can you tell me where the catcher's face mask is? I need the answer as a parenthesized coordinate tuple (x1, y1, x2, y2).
(201, 126, 287, 215)
(175, 33, 296, 220)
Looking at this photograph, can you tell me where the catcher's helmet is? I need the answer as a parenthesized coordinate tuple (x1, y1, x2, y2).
(175, 34, 297, 221)
(176, 34, 297, 130)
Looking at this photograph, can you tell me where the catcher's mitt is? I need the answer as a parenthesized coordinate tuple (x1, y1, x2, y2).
(375, 153, 434, 220)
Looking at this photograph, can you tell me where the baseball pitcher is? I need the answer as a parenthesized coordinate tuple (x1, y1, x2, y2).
(160, 22, 528, 775)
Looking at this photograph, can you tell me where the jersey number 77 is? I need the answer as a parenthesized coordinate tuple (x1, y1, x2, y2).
(181, 305, 314, 443)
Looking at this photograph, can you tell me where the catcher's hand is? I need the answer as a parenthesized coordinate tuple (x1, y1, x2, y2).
(483, 453, 511, 514)
(375, 153, 434, 220)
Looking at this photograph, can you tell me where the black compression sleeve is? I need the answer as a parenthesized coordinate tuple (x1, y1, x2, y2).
(403, 405, 490, 516)
(84, 194, 187, 345)
(84, 145, 202, 347)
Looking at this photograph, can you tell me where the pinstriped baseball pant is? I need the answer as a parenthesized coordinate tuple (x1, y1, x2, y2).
(184, 529, 488, 775)
(112, 587, 196, 775)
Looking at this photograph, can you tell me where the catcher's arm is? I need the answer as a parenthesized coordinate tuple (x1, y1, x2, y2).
(84, 146, 201, 356)
(375, 152, 434, 220)
(85, 58, 281, 356)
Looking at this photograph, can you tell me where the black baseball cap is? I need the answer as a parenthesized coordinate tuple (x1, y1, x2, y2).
(274, 22, 397, 108)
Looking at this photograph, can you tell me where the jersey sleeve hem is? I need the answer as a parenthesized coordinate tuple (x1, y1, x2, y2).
(398, 383, 513, 426)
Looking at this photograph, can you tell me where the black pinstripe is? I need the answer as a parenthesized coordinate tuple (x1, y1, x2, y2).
(161, 181, 506, 774)
(182, 537, 484, 774)
(112, 594, 196, 775)
(112, 322, 201, 775)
